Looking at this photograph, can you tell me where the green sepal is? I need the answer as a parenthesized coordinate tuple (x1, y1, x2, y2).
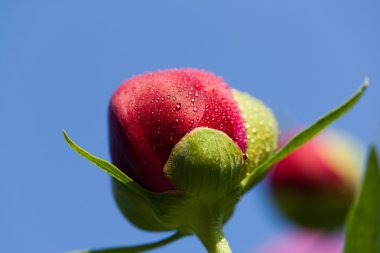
(241, 80, 368, 192)
(63, 130, 143, 193)
(64, 131, 174, 231)
(164, 127, 245, 199)
(344, 146, 380, 253)
(112, 178, 173, 231)
(232, 90, 278, 172)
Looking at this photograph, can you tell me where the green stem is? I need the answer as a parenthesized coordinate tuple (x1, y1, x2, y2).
(70, 231, 186, 253)
(192, 210, 232, 253)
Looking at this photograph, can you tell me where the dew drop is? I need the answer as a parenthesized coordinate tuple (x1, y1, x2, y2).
(193, 107, 198, 112)
(175, 103, 181, 111)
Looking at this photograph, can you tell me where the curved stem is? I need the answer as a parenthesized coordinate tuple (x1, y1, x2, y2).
(192, 210, 232, 253)
(71, 231, 186, 253)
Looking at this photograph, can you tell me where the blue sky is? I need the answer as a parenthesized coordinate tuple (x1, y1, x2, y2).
(0, 1, 379, 253)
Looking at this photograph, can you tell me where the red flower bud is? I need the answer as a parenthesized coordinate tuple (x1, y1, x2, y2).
(109, 69, 247, 192)
(269, 129, 363, 229)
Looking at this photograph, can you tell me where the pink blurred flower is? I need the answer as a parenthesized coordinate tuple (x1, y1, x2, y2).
(268, 129, 363, 229)
(254, 230, 343, 253)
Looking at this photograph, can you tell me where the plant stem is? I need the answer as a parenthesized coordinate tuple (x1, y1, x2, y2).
(192, 210, 232, 253)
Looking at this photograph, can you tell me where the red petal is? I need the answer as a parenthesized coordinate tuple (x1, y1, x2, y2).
(109, 69, 247, 192)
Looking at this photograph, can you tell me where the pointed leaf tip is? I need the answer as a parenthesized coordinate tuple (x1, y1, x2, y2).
(62, 130, 141, 190)
(363, 76, 369, 87)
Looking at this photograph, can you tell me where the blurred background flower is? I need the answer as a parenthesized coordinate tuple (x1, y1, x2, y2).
(269, 129, 364, 230)
(251, 128, 363, 253)
(253, 230, 343, 253)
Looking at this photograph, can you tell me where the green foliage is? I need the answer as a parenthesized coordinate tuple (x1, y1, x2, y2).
(64, 128, 240, 253)
(344, 146, 380, 253)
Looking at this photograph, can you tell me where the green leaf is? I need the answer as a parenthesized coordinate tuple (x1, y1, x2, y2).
(69, 231, 186, 253)
(62, 130, 143, 192)
(344, 146, 380, 253)
(241, 80, 368, 192)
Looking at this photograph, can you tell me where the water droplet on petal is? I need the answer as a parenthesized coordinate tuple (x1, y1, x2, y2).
(175, 103, 181, 111)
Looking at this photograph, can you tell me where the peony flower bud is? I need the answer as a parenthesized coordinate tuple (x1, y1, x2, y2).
(269, 129, 364, 230)
(109, 69, 278, 234)
(109, 69, 278, 193)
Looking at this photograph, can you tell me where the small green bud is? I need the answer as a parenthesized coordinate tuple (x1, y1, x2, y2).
(164, 127, 245, 199)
